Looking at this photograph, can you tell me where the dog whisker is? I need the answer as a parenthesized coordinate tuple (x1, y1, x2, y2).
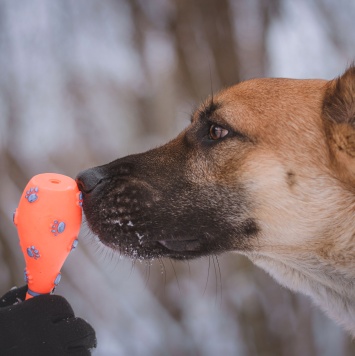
(143, 261, 151, 288)
(212, 255, 218, 305)
(129, 259, 136, 278)
(187, 260, 191, 279)
(203, 256, 211, 297)
(214, 255, 223, 307)
(158, 257, 167, 290)
(169, 258, 180, 292)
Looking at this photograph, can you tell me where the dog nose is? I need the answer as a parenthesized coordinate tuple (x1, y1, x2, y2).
(76, 168, 104, 194)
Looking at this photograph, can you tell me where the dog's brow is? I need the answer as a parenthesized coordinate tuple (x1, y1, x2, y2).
(193, 100, 220, 123)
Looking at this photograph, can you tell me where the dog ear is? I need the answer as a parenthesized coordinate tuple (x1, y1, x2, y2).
(323, 65, 355, 185)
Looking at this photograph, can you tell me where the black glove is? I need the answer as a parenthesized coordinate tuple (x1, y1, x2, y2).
(0, 286, 97, 356)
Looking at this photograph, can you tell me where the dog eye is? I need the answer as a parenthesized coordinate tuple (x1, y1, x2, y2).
(209, 124, 229, 140)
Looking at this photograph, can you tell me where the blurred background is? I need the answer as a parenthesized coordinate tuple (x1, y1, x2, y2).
(1, 0, 355, 355)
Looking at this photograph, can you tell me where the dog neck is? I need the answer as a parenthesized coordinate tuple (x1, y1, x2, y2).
(245, 220, 355, 335)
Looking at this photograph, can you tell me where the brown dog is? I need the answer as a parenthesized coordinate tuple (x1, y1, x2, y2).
(76, 66, 355, 335)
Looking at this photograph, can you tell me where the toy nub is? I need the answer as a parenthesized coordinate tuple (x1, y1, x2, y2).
(13, 173, 82, 300)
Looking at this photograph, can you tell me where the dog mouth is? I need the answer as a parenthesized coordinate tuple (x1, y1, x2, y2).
(94, 232, 206, 260)
(158, 239, 201, 252)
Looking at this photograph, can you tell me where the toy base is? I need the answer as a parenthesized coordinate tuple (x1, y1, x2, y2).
(26, 289, 46, 300)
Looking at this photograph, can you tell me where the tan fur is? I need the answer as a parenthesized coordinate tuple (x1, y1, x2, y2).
(202, 71, 355, 335)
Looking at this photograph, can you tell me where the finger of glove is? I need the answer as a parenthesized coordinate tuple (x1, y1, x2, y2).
(55, 317, 97, 352)
(27, 294, 75, 322)
(0, 286, 28, 307)
(6, 294, 76, 330)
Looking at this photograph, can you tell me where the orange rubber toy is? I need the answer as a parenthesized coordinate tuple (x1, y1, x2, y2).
(13, 173, 82, 300)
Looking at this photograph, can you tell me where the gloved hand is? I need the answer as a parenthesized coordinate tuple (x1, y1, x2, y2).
(0, 286, 97, 356)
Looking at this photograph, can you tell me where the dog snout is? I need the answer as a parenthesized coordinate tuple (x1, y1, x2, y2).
(76, 168, 105, 194)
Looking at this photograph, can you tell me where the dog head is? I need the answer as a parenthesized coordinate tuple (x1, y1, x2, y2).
(76, 67, 355, 264)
